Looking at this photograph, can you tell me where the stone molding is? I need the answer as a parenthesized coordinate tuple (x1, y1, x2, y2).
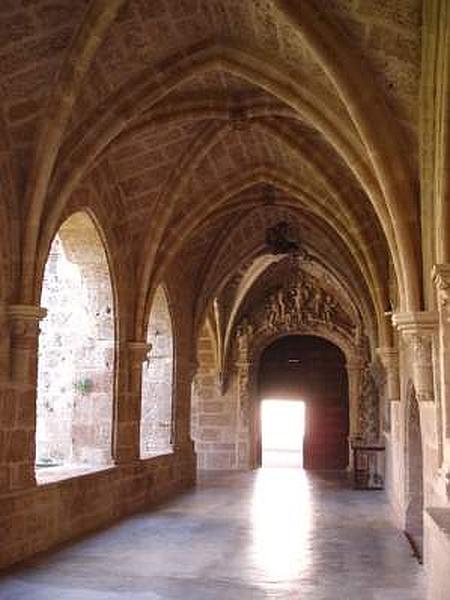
(392, 311, 438, 333)
(432, 264, 450, 329)
(393, 311, 438, 402)
(432, 264, 450, 301)
(127, 341, 152, 364)
(7, 304, 47, 382)
(7, 304, 47, 323)
(376, 346, 400, 402)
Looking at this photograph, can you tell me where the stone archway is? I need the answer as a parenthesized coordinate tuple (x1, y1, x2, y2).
(405, 381, 424, 559)
(257, 335, 349, 470)
(36, 212, 115, 477)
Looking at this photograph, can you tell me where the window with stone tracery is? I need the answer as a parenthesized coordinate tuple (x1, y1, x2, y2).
(140, 286, 174, 458)
(36, 212, 115, 479)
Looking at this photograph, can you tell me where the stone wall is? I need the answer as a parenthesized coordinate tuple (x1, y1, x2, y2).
(191, 326, 247, 470)
(0, 440, 195, 570)
(192, 327, 355, 471)
(141, 286, 174, 458)
(0, 241, 198, 570)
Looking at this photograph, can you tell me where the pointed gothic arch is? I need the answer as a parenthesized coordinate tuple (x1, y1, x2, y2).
(36, 211, 116, 479)
(140, 285, 175, 458)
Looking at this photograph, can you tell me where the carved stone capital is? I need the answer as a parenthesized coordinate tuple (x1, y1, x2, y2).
(392, 311, 438, 336)
(7, 304, 47, 383)
(8, 304, 47, 322)
(236, 359, 253, 370)
(127, 341, 152, 364)
(0, 303, 9, 336)
(345, 358, 364, 373)
(7, 304, 47, 342)
(433, 264, 450, 310)
(393, 312, 437, 402)
(376, 346, 400, 402)
(376, 346, 399, 370)
(393, 312, 437, 356)
(188, 359, 199, 381)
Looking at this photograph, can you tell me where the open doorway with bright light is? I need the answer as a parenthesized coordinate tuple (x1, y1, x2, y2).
(261, 399, 305, 468)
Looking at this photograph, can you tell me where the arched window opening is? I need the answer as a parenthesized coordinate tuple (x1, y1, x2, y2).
(36, 212, 115, 481)
(140, 286, 174, 458)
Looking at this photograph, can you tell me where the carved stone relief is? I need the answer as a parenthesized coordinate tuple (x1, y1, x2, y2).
(235, 271, 356, 348)
(358, 366, 381, 440)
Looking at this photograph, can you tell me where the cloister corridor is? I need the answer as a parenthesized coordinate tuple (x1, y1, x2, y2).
(0, 469, 425, 600)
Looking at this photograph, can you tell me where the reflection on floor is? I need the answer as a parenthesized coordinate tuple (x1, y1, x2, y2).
(0, 470, 425, 599)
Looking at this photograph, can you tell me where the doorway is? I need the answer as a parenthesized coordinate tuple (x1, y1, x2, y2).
(258, 335, 349, 469)
(261, 399, 305, 467)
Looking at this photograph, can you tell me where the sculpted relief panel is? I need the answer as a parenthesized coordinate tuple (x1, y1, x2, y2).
(233, 270, 381, 444)
(358, 366, 381, 440)
(235, 271, 357, 350)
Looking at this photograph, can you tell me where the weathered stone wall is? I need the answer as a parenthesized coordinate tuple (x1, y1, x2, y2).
(0, 449, 195, 570)
(191, 326, 247, 470)
(0, 384, 35, 493)
(385, 319, 442, 563)
(0, 240, 197, 570)
(141, 286, 174, 457)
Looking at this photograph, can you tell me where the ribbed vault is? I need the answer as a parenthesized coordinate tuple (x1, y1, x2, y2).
(0, 0, 421, 353)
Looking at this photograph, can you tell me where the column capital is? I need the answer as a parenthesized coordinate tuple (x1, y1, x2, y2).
(376, 346, 400, 406)
(236, 359, 253, 369)
(392, 311, 438, 334)
(393, 313, 436, 403)
(345, 357, 365, 372)
(188, 358, 199, 374)
(7, 304, 47, 322)
(376, 346, 399, 367)
(7, 305, 47, 384)
(432, 264, 450, 313)
(432, 263, 450, 290)
(127, 341, 152, 363)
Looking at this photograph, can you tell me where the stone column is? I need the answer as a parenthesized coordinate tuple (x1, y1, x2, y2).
(236, 358, 252, 469)
(393, 312, 438, 404)
(346, 358, 365, 440)
(377, 347, 400, 433)
(0, 303, 9, 379)
(3, 304, 47, 490)
(433, 265, 450, 465)
(345, 358, 365, 470)
(172, 358, 198, 454)
(8, 305, 47, 384)
(115, 341, 151, 463)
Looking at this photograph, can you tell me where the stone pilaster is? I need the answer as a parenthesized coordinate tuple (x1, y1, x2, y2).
(433, 266, 450, 465)
(377, 347, 400, 432)
(172, 358, 198, 454)
(8, 304, 47, 384)
(2, 305, 46, 490)
(0, 303, 9, 380)
(393, 312, 438, 403)
(115, 341, 151, 463)
(236, 358, 253, 469)
(346, 357, 365, 441)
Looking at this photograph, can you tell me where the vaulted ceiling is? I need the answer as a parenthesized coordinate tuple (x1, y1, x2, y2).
(0, 0, 423, 346)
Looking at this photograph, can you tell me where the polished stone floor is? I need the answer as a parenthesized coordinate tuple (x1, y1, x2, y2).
(0, 469, 425, 599)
